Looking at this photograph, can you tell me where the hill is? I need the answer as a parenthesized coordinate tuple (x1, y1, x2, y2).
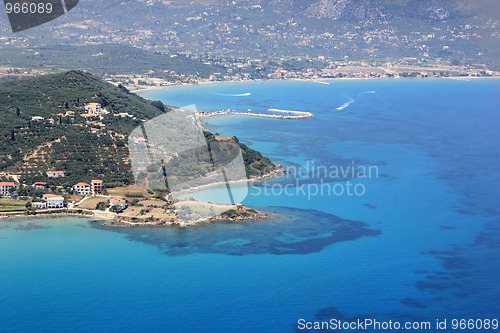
(0, 0, 498, 74)
(0, 71, 276, 188)
(0, 44, 228, 79)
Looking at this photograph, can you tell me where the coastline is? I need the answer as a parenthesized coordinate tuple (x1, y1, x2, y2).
(4, 76, 496, 226)
(131, 75, 500, 94)
(0, 167, 283, 226)
(0, 209, 95, 220)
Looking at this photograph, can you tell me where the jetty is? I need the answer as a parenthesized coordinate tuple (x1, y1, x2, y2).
(199, 108, 314, 119)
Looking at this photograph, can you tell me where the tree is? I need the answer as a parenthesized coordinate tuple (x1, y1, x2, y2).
(96, 201, 109, 211)
(16, 107, 20, 117)
(10, 129, 15, 141)
(151, 100, 166, 112)
(17, 187, 28, 196)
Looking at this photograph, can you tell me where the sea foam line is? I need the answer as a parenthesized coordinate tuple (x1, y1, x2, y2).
(336, 97, 355, 110)
(214, 92, 251, 97)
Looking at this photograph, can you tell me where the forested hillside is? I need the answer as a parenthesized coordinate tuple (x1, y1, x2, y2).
(0, 71, 276, 188)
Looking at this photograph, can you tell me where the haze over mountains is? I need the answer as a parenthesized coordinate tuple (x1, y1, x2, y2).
(0, 0, 499, 69)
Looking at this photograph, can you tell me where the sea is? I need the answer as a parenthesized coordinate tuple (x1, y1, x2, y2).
(1, 78, 499, 332)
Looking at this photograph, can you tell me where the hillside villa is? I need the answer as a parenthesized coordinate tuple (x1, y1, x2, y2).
(32, 182, 48, 189)
(84, 103, 109, 115)
(47, 171, 65, 178)
(84, 103, 102, 114)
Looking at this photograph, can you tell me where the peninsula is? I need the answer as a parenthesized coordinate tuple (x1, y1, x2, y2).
(0, 71, 280, 226)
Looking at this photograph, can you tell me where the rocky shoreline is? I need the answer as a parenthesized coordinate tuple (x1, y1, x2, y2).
(101, 210, 274, 228)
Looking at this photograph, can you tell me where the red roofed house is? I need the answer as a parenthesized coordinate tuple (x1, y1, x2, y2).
(47, 171, 65, 178)
(91, 179, 103, 194)
(0, 182, 18, 196)
(72, 183, 91, 196)
(110, 197, 127, 211)
(32, 182, 48, 190)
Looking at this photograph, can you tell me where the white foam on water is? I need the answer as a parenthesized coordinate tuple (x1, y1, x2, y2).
(336, 97, 355, 110)
(213, 92, 252, 97)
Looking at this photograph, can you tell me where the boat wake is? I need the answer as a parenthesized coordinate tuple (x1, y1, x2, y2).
(336, 97, 355, 110)
(214, 92, 252, 97)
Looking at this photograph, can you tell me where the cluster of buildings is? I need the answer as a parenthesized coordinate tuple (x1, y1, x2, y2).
(72, 180, 103, 195)
(2, 176, 128, 212)
(30, 103, 111, 135)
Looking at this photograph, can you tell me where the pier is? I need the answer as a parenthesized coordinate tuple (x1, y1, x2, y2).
(199, 108, 314, 119)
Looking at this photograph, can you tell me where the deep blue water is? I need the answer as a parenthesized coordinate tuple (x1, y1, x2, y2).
(1, 79, 499, 332)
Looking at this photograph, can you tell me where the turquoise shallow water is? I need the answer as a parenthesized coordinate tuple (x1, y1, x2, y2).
(1, 79, 499, 332)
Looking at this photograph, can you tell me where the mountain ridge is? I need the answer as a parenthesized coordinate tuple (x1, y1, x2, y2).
(0, 0, 498, 70)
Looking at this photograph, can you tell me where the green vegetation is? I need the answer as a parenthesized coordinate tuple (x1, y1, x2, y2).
(0, 71, 276, 189)
(220, 209, 252, 218)
(0, 70, 169, 186)
(204, 132, 275, 177)
(0, 44, 227, 79)
(96, 201, 109, 211)
(124, 192, 145, 198)
(0, 198, 26, 212)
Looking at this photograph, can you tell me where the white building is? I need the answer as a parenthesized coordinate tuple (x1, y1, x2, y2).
(72, 183, 91, 195)
(32, 202, 47, 210)
(118, 112, 133, 118)
(47, 171, 65, 178)
(0, 182, 17, 196)
(42, 194, 65, 208)
(110, 197, 127, 211)
(85, 103, 102, 114)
